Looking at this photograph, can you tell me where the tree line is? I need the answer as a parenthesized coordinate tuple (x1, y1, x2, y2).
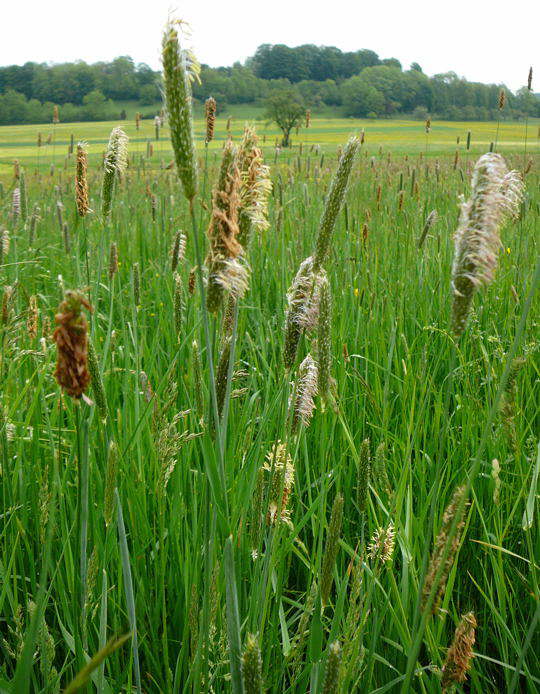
(0, 46, 537, 125)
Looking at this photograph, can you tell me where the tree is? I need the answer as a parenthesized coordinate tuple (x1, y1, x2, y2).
(341, 77, 385, 117)
(139, 83, 160, 105)
(264, 87, 305, 146)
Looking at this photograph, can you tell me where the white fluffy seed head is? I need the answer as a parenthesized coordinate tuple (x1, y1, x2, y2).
(452, 153, 517, 292)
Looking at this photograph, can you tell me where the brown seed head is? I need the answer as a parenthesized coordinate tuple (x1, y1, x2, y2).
(75, 142, 90, 217)
(441, 612, 476, 692)
(205, 97, 217, 143)
(52, 291, 92, 398)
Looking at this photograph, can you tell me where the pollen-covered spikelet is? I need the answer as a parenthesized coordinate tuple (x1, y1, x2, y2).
(313, 136, 359, 271)
(205, 140, 245, 312)
(205, 96, 217, 143)
(451, 153, 524, 335)
(368, 522, 395, 563)
(441, 612, 476, 692)
(322, 641, 341, 694)
(52, 291, 92, 399)
(101, 127, 128, 219)
(422, 486, 467, 613)
(263, 441, 294, 525)
(292, 353, 319, 430)
(171, 230, 187, 272)
(162, 19, 199, 202)
(241, 633, 262, 694)
(283, 257, 327, 369)
(75, 142, 90, 217)
(320, 492, 344, 606)
(237, 126, 272, 250)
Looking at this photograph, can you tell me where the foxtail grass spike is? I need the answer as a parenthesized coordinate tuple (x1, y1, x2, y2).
(162, 20, 199, 202)
(322, 641, 342, 694)
(75, 143, 90, 217)
(206, 140, 245, 312)
(292, 353, 318, 430)
(441, 612, 476, 693)
(451, 153, 524, 335)
(205, 97, 216, 143)
(422, 486, 467, 613)
(102, 127, 128, 219)
(53, 291, 92, 399)
(241, 634, 262, 694)
(313, 136, 359, 271)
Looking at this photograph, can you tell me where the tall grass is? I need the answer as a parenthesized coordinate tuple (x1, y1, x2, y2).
(0, 58, 538, 694)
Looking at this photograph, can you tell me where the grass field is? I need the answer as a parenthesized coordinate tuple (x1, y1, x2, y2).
(0, 92, 539, 694)
(1, 114, 538, 180)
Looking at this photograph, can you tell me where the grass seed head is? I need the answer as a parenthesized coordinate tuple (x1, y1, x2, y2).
(241, 634, 262, 694)
(368, 522, 395, 563)
(162, 19, 199, 202)
(292, 353, 319, 430)
(322, 641, 342, 694)
(52, 291, 92, 399)
(451, 153, 523, 335)
(205, 96, 217, 143)
(75, 142, 90, 217)
(102, 127, 129, 219)
(423, 485, 467, 613)
(263, 441, 295, 525)
(441, 612, 476, 692)
(314, 136, 359, 270)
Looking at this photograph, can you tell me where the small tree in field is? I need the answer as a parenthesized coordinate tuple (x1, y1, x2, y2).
(264, 88, 305, 147)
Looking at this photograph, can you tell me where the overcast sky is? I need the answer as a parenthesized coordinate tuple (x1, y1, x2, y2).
(2, 0, 537, 92)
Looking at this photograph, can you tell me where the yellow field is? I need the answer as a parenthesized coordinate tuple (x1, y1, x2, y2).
(0, 115, 538, 179)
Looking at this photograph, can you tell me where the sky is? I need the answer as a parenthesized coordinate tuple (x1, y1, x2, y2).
(2, 0, 537, 92)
